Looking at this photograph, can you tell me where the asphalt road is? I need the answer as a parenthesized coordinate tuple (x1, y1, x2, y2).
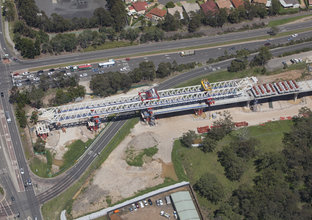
(0, 14, 42, 220)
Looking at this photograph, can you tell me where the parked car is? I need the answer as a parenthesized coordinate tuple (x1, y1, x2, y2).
(1, 92, 4, 97)
(164, 213, 170, 218)
(148, 199, 152, 205)
(11, 196, 15, 201)
(135, 202, 139, 208)
(49, 68, 55, 72)
(264, 42, 271, 47)
(173, 211, 178, 219)
(20, 168, 24, 174)
(143, 200, 148, 206)
(139, 201, 144, 208)
(291, 33, 298, 38)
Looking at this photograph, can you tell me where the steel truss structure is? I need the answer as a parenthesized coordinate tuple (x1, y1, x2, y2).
(38, 77, 256, 124)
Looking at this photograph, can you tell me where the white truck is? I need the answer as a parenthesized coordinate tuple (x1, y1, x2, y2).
(179, 50, 195, 57)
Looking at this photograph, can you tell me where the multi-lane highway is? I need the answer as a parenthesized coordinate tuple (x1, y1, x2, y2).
(0, 12, 311, 220)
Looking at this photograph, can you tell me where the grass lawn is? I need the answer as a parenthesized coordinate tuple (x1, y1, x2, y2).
(60, 139, 93, 171)
(172, 120, 293, 214)
(268, 14, 312, 27)
(30, 157, 50, 178)
(83, 41, 138, 52)
(0, 186, 4, 195)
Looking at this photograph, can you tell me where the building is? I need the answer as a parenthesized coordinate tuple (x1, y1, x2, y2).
(145, 7, 167, 21)
(167, 5, 184, 19)
(231, 0, 244, 8)
(279, 0, 299, 7)
(215, 0, 234, 10)
(200, 0, 219, 14)
(180, 1, 200, 17)
(132, 1, 148, 14)
(127, 6, 136, 16)
(309, 0, 312, 5)
(170, 191, 201, 220)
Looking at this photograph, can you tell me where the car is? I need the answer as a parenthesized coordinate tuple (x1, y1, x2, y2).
(264, 42, 271, 46)
(135, 202, 139, 208)
(159, 199, 163, 205)
(66, 72, 72, 76)
(48, 72, 54, 76)
(37, 70, 44, 74)
(49, 68, 55, 72)
(143, 200, 148, 206)
(131, 203, 137, 211)
(20, 168, 24, 174)
(27, 74, 34, 78)
(164, 213, 170, 218)
(126, 57, 130, 61)
(173, 211, 178, 219)
(298, 58, 303, 63)
(22, 71, 29, 76)
(148, 199, 152, 205)
(129, 207, 133, 212)
(16, 212, 20, 218)
(160, 211, 165, 216)
(1, 92, 3, 97)
(34, 77, 40, 81)
(291, 34, 298, 38)
(139, 201, 144, 208)
(27, 178, 32, 186)
(11, 196, 15, 201)
(16, 83, 22, 87)
(83, 73, 88, 77)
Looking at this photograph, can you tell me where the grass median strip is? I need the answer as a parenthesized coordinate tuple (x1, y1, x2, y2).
(268, 14, 312, 27)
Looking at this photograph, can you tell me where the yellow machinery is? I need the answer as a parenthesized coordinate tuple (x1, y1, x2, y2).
(201, 79, 212, 91)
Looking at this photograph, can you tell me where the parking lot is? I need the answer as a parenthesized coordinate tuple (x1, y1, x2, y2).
(108, 188, 187, 220)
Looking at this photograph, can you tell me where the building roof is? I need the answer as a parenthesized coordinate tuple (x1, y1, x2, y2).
(231, 0, 244, 8)
(216, 0, 234, 9)
(171, 191, 200, 220)
(146, 7, 167, 18)
(167, 5, 184, 19)
(200, 0, 218, 14)
(128, 6, 134, 10)
(253, 0, 268, 4)
(132, 1, 148, 12)
(309, 0, 312, 5)
(180, 1, 200, 14)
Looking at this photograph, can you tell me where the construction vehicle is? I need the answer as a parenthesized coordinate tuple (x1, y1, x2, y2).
(179, 50, 195, 57)
(201, 79, 212, 91)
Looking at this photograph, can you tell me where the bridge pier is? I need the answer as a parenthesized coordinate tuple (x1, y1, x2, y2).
(294, 93, 298, 102)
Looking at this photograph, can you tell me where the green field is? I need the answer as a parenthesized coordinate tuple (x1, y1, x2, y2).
(172, 120, 293, 214)
(30, 157, 50, 178)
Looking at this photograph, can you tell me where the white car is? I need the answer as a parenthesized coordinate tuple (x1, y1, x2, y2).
(16, 83, 22, 87)
(22, 71, 29, 76)
(143, 200, 148, 206)
(48, 72, 54, 76)
(139, 201, 144, 208)
(291, 34, 298, 38)
(34, 77, 40, 81)
(27, 74, 34, 78)
(20, 168, 24, 175)
(83, 73, 88, 77)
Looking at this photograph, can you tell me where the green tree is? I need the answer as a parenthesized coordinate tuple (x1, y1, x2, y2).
(16, 106, 27, 128)
(228, 59, 247, 72)
(139, 61, 156, 81)
(33, 138, 46, 153)
(165, 1, 175, 8)
(194, 173, 225, 203)
(162, 14, 180, 31)
(156, 62, 172, 78)
(228, 9, 240, 24)
(269, 0, 281, 15)
(93, 7, 113, 27)
(200, 136, 217, 153)
(250, 46, 272, 66)
(180, 130, 197, 148)
(209, 111, 235, 141)
(30, 111, 38, 124)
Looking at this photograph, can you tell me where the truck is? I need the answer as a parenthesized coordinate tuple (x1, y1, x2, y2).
(179, 50, 195, 57)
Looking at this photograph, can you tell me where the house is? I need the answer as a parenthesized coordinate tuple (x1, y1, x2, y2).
(231, 0, 244, 8)
(279, 0, 299, 7)
(127, 6, 136, 16)
(309, 0, 312, 5)
(124, 0, 137, 4)
(200, 0, 218, 14)
(215, 0, 234, 10)
(167, 5, 184, 19)
(180, 1, 200, 17)
(132, 1, 148, 14)
(253, 0, 268, 5)
(146, 7, 167, 21)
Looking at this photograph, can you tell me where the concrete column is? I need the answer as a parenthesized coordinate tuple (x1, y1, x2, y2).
(246, 100, 250, 108)
(294, 93, 298, 102)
